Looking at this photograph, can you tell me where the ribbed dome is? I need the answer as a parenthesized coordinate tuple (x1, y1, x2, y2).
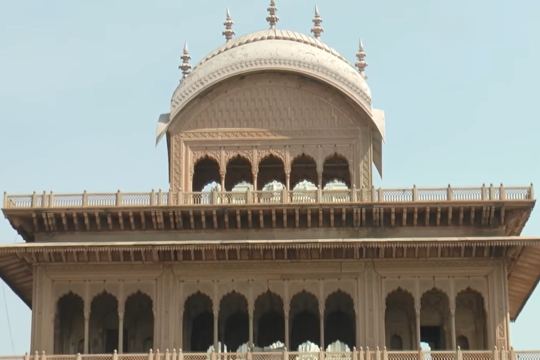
(158, 28, 383, 144)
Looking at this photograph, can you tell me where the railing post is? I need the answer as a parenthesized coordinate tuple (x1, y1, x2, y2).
(76, 353, 82, 360)
(493, 346, 499, 360)
(247, 348, 253, 360)
(447, 184, 453, 201)
(156, 349, 161, 360)
(113, 349, 118, 360)
(177, 189, 183, 205)
(165, 349, 171, 360)
(48, 191, 54, 208)
(246, 188, 252, 204)
(365, 346, 370, 360)
(158, 189, 163, 205)
(33, 350, 39, 360)
(481, 183, 487, 200)
(319, 348, 325, 360)
(212, 189, 219, 205)
(41, 351, 46, 360)
(151, 189, 156, 206)
(529, 183, 535, 200)
(378, 188, 383, 203)
(353, 347, 358, 360)
(179, 348, 184, 360)
(317, 186, 322, 203)
(282, 187, 288, 204)
(456, 346, 462, 360)
(412, 185, 417, 201)
(149, 349, 154, 360)
(509, 347, 516, 360)
(116, 190, 122, 206)
(499, 184, 506, 200)
(2, 191, 7, 208)
(489, 183, 495, 200)
(24, 352, 30, 360)
(168, 190, 174, 206)
(359, 347, 364, 360)
(82, 190, 88, 207)
(31, 191, 37, 208)
(417, 347, 422, 360)
(283, 346, 288, 360)
(352, 184, 357, 202)
(382, 347, 387, 360)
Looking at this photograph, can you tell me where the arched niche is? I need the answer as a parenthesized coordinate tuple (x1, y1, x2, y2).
(455, 288, 487, 350)
(290, 291, 320, 350)
(225, 155, 253, 191)
(89, 292, 119, 354)
(124, 291, 154, 353)
(385, 288, 416, 350)
(258, 155, 286, 190)
(54, 292, 85, 354)
(291, 154, 318, 189)
(322, 154, 351, 188)
(193, 156, 221, 192)
(324, 290, 355, 349)
(183, 292, 213, 352)
(219, 291, 249, 352)
(254, 290, 285, 347)
(420, 288, 451, 350)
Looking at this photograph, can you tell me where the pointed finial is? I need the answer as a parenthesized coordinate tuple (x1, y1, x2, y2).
(266, 0, 279, 29)
(223, 9, 235, 42)
(355, 39, 368, 79)
(179, 42, 191, 79)
(311, 5, 323, 39)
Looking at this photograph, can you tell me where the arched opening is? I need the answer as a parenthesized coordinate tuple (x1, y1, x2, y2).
(184, 292, 213, 352)
(290, 154, 318, 190)
(420, 288, 450, 350)
(219, 291, 249, 352)
(457, 335, 470, 350)
(225, 156, 253, 191)
(54, 292, 85, 354)
(254, 291, 284, 347)
(322, 154, 350, 188)
(89, 292, 119, 354)
(124, 292, 154, 353)
(455, 289, 486, 350)
(324, 291, 355, 349)
(258, 155, 286, 190)
(193, 156, 221, 192)
(385, 288, 416, 350)
(290, 291, 320, 350)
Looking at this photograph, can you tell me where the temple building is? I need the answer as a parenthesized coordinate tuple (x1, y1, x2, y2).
(1, 2, 539, 357)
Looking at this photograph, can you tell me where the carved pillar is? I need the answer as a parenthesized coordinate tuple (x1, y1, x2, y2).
(319, 281, 325, 349)
(415, 307, 421, 349)
(449, 282, 456, 349)
(213, 282, 219, 351)
(118, 312, 124, 353)
(248, 284, 254, 346)
(284, 281, 290, 349)
(253, 171, 259, 191)
(220, 172, 226, 191)
(83, 283, 90, 354)
(286, 172, 291, 191)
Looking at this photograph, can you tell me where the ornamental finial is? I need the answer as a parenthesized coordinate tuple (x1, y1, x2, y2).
(311, 5, 324, 39)
(266, 0, 279, 29)
(179, 41, 192, 79)
(355, 39, 367, 79)
(223, 8, 235, 42)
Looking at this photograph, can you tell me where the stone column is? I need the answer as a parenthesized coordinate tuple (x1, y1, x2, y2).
(253, 171, 259, 191)
(83, 289, 90, 354)
(319, 307, 325, 350)
(248, 284, 254, 346)
(213, 304, 219, 351)
(220, 172, 226, 191)
(284, 281, 290, 349)
(118, 312, 124, 353)
(415, 308, 421, 349)
(449, 283, 456, 350)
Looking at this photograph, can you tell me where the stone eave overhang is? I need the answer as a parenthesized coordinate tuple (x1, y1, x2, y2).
(0, 236, 539, 320)
(2, 199, 535, 242)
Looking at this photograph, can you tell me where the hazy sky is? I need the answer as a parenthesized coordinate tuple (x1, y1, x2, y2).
(1, 0, 539, 354)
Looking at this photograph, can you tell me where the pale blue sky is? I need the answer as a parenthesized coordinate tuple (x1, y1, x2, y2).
(1, 0, 539, 354)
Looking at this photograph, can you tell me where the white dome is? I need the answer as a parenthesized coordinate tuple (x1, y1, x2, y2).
(157, 29, 381, 141)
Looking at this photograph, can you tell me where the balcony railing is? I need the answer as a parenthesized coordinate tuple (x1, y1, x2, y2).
(2, 349, 539, 360)
(3, 184, 534, 210)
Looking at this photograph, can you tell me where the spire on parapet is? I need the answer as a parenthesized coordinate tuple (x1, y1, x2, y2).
(266, 0, 279, 29)
(355, 40, 367, 79)
(223, 8, 235, 42)
(179, 42, 192, 79)
(311, 5, 323, 39)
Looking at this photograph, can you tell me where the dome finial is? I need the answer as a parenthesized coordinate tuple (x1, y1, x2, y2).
(355, 39, 367, 79)
(266, 0, 279, 29)
(311, 5, 323, 39)
(223, 8, 235, 42)
(179, 41, 192, 79)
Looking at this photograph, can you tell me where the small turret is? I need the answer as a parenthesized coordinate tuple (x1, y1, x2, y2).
(311, 5, 323, 39)
(222, 9, 235, 42)
(179, 42, 192, 79)
(266, 0, 279, 29)
(355, 40, 367, 79)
